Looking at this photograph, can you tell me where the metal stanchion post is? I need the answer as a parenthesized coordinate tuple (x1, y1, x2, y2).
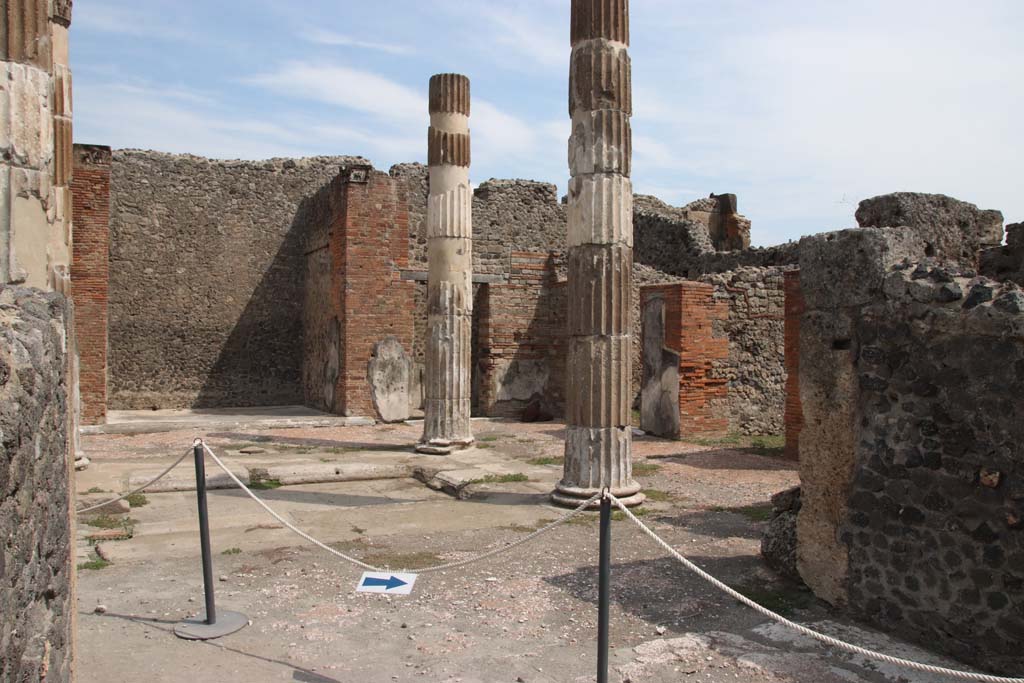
(174, 441, 248, 640)
(598, 492, 611, 683)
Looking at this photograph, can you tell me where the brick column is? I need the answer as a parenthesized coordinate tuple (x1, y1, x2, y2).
(555, 0, 642, 507)
(418, 74, 475, 454)
(783, 270, 804, 460)
(333, 166, 414, 418)
(70, 145, 111, 425)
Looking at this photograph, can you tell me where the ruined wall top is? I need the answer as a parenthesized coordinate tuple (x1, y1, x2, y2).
(428, 74, 470, 116)
(855, 192, 1003, 266)
(571, 0, 629, 45)
(73, 143, 111, 169)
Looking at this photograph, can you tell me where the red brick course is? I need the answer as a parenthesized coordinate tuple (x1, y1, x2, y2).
(332, 168, 414, 418)
(783, 269, 804, 460)
(641, 282, 730, 437)
(71, 145, 112, 425)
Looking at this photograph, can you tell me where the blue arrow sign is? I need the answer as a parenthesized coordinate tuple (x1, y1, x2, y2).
(363, 575, 407, 591)
(356, 571, 417, 595)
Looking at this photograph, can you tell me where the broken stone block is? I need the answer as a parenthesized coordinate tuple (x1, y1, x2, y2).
(367, 336, 412, 424)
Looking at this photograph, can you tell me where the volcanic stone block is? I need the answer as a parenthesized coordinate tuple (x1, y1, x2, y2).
(367, 336, 412, 423)
(566, 335, 631, 427)
(567, 174, 634, 248)
(856, 192, 1004, 266)
(568, 42, 632, 117)
(569, 109, 632, 176)
(567, 244, 631, 336)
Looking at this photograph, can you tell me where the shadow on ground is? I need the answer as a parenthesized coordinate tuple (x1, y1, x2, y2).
(84, 611, 342, 683)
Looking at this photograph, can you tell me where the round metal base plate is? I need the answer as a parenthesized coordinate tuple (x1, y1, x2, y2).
(174, 610, 249, 640)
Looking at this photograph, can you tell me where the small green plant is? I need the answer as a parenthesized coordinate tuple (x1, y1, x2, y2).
(125, 493, 149, 508)
(475, 443, 495, 449)
(85, 486, 106, 494)
(528, 456, 563, 466)
(478, 435, 504, 443)
(612, 507, 650, 521)
(642, 489, 671, 502)
(632, 462, 661, 476)
(249, 479, 283, 490)
(468, 473, 530, 485)
(735, 582, 814, 616)
(710, 503, 773, 522)
(362, 550, 442, 570)
(221, 547, 242, 556)
(85, 514, 132, 530)
(78, 552, 111, 571)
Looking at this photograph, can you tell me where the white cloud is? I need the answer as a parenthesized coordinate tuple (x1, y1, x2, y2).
(303, 28, 414, 56)
(244, 62, 426, 125)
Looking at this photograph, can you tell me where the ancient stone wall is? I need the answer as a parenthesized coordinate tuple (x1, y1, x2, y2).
(477, 252, 567, 418)
(782, 270, 804, 460)
(107, 151, 364, 409)
(699, 267, 787, 435)
(981, 223, 1024, 286)
(0, 287, 74, 683)
(795, 227, 1024, 675)
(856, 192, 1003, 266)
(71, 144, 110, 424)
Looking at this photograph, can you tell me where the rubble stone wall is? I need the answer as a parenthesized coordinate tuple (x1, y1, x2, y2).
(107, 151, 364, 409)
(0, 287, 73, 683)
(795, 227, 1024, 675)
(699, 267, 788, 435)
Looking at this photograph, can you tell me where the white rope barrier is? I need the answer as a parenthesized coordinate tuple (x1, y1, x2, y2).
(606, 492, 1024, 683)
(77, 447, 193, 514)
(201, 442, 600, 574)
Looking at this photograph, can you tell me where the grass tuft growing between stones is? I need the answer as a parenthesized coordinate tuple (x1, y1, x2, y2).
(85, 486, 106, 494)
(612, 507, 651, 521)
(642, 489, 672, 502)
(527, 456, 564, 466)
(710, 503, 773, 522)
(734, 582, 815, 617)
(362, 551, 443, 570)
(84, 514, 135, 530)
(691, 433, 786, 458)
(125, 493, 149, 508)
(468, 473, 530, 485)
(78, 551, 111, 571)
(221, 547, 242, 556)
(632, 462, 662, 476)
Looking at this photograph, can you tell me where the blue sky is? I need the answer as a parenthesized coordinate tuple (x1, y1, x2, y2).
(72, 0, 1023, 246)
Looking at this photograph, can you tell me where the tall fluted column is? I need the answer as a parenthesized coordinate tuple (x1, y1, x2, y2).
(417, 74, 475, 455)
(554, 0, 643, 507)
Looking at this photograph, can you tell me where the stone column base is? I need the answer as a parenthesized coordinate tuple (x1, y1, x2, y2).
(415, 437, 475, 455)
(551, 481, 645, 509)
